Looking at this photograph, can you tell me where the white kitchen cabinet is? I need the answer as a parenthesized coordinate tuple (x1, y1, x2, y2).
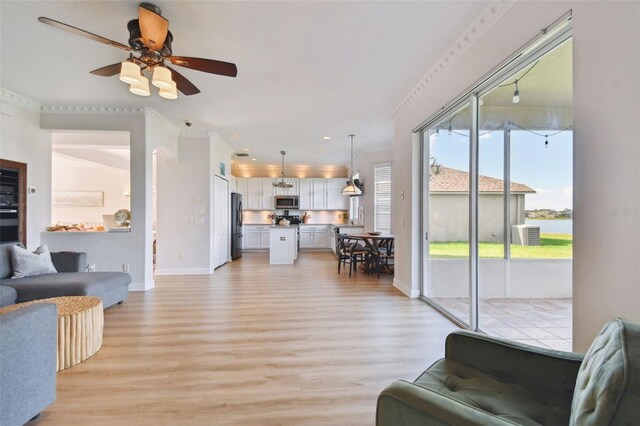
(299, 225, 330, 249)
(244, 178, 275, 210)
(326, 178, 349, 210)
(299, 227, 313, 248)
(234, 177, 248, 201)
(299, 179, 313, 210)
(274, 178, 299, 196)
(243, 225, 270, 249)
(312, 179, 327, 210)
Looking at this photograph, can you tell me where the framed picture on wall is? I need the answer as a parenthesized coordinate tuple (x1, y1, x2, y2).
(219, 162, 226, 176)
(52, 190, 104, 207)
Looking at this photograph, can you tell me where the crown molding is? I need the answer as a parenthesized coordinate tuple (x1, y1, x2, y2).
(391, 0, 513, 120)
(144, 107, 181, 135)
(0, 88, 42, 112)
(180, 130, 214, 138)
(41, 105, 145, 115)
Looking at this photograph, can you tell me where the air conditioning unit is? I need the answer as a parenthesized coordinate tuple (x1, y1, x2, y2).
(512, 225, 541, 246)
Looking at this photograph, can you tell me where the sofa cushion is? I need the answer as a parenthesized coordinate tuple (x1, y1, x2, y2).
(414, 358, 571, 426)
(10, 245, 57, 278)
(0, 286, 17, 307)
(569, 319, 640, 426)
(0, 272, 131, 303)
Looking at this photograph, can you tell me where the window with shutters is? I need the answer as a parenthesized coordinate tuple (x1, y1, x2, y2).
(374, 163, 392, 232)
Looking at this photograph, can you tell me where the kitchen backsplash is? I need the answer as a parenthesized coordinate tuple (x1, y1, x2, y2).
(242, 210, 349, 224)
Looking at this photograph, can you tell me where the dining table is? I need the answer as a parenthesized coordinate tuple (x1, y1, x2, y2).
(346, 233, 395, 275)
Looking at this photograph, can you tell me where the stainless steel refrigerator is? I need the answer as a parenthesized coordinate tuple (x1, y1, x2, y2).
(231, 192, 243, 260)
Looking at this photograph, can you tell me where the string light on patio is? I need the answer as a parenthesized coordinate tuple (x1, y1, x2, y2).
(499, 60, 539, 104)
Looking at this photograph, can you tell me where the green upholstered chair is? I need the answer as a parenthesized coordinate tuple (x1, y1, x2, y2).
(377, 319, 640, 425)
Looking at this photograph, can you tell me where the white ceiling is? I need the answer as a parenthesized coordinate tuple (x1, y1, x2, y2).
(1, 1, 488, 166)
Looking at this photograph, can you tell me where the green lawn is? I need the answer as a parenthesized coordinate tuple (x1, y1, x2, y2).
(429, 233, 572, 259)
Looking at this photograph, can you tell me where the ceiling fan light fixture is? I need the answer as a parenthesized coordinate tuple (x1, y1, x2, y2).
(152, 66, 173, 89)
(158, 80, 178, 99)
(129, 75, 151, 96)
(119, 61, 142, 84)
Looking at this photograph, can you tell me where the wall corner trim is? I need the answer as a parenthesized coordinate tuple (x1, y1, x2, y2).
(145, 107, 181, 135)
(390, 0, 513, 120)
(392, 278, 419, 298)
(129, 280, 155, 292)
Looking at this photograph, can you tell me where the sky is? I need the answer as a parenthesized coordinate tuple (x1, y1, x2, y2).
(429, 129, 573, 211)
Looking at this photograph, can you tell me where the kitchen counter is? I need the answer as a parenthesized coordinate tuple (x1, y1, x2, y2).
(269, 226, 298, 265)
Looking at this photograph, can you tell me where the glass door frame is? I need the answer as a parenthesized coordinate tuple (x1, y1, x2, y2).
(418, 12, 572, 331)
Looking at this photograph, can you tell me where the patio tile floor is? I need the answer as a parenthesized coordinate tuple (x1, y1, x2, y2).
(431, 297, 572, 351)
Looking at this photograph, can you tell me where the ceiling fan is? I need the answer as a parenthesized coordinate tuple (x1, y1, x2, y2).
(38, 2, 237, 99)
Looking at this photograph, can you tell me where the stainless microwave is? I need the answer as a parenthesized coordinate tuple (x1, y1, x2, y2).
(275, 195, 299, 209)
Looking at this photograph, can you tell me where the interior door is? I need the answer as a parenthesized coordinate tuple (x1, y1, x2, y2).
(213, 175, 229, 268)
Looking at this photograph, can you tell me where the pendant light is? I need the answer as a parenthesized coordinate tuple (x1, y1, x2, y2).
(152, 66, 173, 89)
(273, 151, 294, 188)
(129, 75, 151, 96)
(342, 134, 362, 196)
(119, 60, 142, 84)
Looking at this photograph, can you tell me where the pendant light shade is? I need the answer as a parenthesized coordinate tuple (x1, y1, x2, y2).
(342, 134, 362, 196)
(159, 80, 178, 99)
(119, 61, 142, 84)
(152, 66, 173, 89)
(129, 76, 151, 96)
(273, 151, 294, 188)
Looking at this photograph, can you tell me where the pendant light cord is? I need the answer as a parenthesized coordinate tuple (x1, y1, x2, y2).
(349, 134, 355, 180)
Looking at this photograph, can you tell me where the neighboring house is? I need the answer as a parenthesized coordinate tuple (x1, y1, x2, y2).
(429, 167, 535, 242)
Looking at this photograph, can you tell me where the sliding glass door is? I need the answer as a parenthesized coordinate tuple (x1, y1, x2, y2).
(420, 16, 573, 348)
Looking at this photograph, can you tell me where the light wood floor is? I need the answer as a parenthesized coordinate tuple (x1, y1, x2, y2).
(36, 252, 457, 426)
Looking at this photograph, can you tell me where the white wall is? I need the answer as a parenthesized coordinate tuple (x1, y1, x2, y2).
(353, 148, 393, 232)
(156, 136, 213, 275)
(0, 95, 51, 249)
(51, 154, 130, 225)
(40, 109, 179, 291)
(392, 1, 640, 351)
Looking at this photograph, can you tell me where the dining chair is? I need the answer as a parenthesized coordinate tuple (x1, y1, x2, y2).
(376, 238, 395, 278)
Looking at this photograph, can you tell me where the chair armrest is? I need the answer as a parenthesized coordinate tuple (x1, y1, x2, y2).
(377, 380, 517, 426)
(51, 251, 87, 272)
(0, 304, 57, 425)
(445, 331, 583, 398)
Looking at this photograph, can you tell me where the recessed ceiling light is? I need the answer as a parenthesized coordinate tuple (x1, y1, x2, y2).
(242, 148, 250, 152)
(322, 136, 331, 140)
(251, 158, 257, 161)
(231, 134, 240, 138)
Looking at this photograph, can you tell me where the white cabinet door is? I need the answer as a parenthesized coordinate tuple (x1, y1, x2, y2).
(298, 179, 313, 210)
(299, 229, 313, 248)
(244, 228, 261, 249)
(312, 179, 327, 210)
(312, 227, 328, 248)
(260, 179, 275, 210)
(246, 179, 262, 210)
(326, 178, 349, 210)
(234, 177, 248, 201)
(260, 230, 270, 248)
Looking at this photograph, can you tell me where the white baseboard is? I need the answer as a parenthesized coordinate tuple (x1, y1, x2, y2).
(154, 267, 215, 276)
(392, 278, 420, 298)
(129, 280, 155, 292)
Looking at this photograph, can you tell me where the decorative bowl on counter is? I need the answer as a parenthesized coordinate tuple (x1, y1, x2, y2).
(367, 231, 381, 236)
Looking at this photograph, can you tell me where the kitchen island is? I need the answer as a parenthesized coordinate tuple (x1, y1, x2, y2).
(269, 225, 298, 265)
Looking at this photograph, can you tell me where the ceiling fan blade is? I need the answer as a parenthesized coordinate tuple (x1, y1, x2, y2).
(169, 56, 238, 78)
(90, 63, 123, 77)
(166, 66, 201, 96)
(138, 6, 168, 51)
(38, 17, 131, 51)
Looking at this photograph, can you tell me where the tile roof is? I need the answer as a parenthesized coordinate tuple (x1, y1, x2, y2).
(429, 167, 536, 193)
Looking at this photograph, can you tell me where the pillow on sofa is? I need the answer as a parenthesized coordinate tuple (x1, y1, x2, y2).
(11, 245, 58, 279)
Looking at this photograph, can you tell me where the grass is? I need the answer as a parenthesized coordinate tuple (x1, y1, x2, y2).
(429, 233, 572, 259)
